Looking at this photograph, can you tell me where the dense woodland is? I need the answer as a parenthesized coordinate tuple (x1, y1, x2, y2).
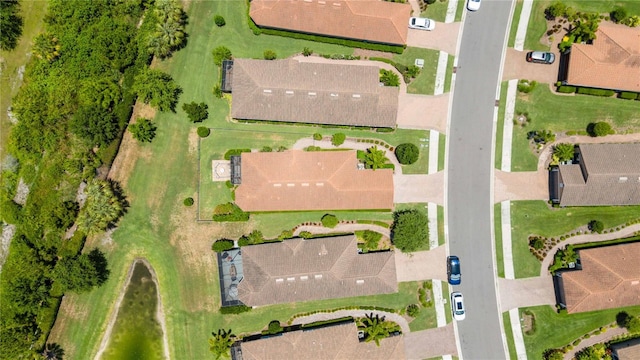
(0, 0, 184, 358)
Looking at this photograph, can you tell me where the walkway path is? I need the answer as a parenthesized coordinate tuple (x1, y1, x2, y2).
(404, 323, 458, 359)
(397, 93, 449, 132)
(445, 0, 459, 24)
(564, 326, 627, 360)
(498, 277, 555, 311)
(513, 0, 534, 51)
(434, 51, 449, 95)
(290, 309, 411, 334)
(539, 223, 640, 277)
(395, 245, 447, 282)
(393, 172, 444, 205)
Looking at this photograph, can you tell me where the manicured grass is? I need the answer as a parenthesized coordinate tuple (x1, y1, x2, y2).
(443, 54, 454, 93)
(494, 81, 508, 169)
(494, 202, 505, 278)
(513, 84, 640, 171)
(437, 132, 446, 172)
(437, 205, 445, 246)
(502, 311, 518, 360)
(455, 0, 465, 22)
(524, 0, 550, 51)
(396, 47, 441, 95)
(420, 0, 449, 22)
(443, 282, 452, 324)
(508, 0, 524, 48)
(522, 305, 640, 359)
(510, 201, 640, 278)
(0, 1, 48, 158)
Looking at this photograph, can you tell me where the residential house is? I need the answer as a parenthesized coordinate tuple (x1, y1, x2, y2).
(550, 143, 640, 206)
(611, 337, 640, 360)
(560, 22, 640, 92)
(233, 321, 405, 360)
(234, 150, 394, 212)
(249, 0, 412, 46)
(230, 58, 399, 128)
(553, 242, 640, 314)
(236, 235, 397, 307)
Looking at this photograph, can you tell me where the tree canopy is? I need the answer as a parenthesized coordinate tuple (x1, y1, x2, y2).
(128, 118, 157, 143)
(395, 143, 419, 165)
(391, 209, 429, 252)
(148, 0, 187, 59)
(133, 69, 181, 112)
(209, 329, 236, 359)
(182, 102, 209, 123)
(363, 146, 389, 170)
(0, 0, 23, 51)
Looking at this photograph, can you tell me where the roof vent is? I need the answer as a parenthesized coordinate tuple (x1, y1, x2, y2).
(315, 274, 323, 279)
(300, 276, 309, 281)
(352, 94, 361, 99)
(285, 90, 294, 95)
(308, 92, 317, 97)
(333, 2, 341, 6)
(276, 278, 284, 283)
(330, 93, 339, 98)
(619, 177, 628, 183)
(356, 280, 364, 284)
(263, 89, 272, 94)
(318, 0, 326, 4)
(287, 277, 295, 282)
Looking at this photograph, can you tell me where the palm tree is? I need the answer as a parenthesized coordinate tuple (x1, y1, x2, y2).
(364, 146, 389, 170)
(552, 143, 575, 163)
(209, 329, 235, 360)
(77, 180, 126, 234)
(359, 313, 395, 346)
(41, 343, 64, 360)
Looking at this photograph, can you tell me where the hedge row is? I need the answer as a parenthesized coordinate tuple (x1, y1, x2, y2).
(557, 85, 634, 98)
(369, 57, 408, 74)
(220, 305, 252, 314)
(213, 202, 249, 222)
(620, 91, 640, 100)
(300, 316, 353, 329)
(576, 87, 615, 97)
(224, 148, 251, 160)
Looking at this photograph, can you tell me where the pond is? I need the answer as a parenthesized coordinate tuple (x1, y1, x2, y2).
(101, 261, 165, 360)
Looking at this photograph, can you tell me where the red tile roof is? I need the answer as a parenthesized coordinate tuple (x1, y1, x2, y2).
(235, 150, 394, 212)
(561, 242, 640, 313)
(566, 22, 640, 92)
(250, 0, 412, 45)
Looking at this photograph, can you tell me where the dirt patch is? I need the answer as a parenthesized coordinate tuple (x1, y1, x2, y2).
(353, 48, 393, 60)
(188, 130, 199, 155)
(522, 311, 535, 335)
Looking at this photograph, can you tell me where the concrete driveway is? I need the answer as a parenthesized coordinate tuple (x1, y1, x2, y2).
(393, 172, 445, 205)
(404, 323, 458, 359)
(493, 169, 548, 203)
(498, 276, 556, 312)
(397, 93, 449, 133)
(395, 245, 447, 282)
(502, 48, 560, 84)
(407, 22, 461, 55)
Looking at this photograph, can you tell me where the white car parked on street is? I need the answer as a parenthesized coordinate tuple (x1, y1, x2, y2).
(467, 0, 481, 11)
(409, 17, 436, 31)
(451, 292, 466, 321)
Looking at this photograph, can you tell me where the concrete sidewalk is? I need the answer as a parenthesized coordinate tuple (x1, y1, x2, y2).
(393, 172, 445, 205)
(404, 323, 458, 359)
(498, 277, 555, 312)
(395, 245, 447, 282)
(397, 93, 449, 133)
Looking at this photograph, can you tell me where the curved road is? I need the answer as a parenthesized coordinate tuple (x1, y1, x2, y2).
(447, 1, 514, 359)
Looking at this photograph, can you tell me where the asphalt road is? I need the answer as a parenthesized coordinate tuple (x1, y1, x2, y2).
(447, 1, 514, 359)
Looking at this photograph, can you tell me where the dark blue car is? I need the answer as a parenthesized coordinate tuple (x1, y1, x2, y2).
(447, 256, 461, 285)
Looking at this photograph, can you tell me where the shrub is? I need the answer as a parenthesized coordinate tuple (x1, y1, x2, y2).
(0, 198, 21, 224)
(212, 239, 234, 252)
(557, 85, 576, 93)
(182, 102, 209, 123)
(299, 231, 312, 238)
(214, 15, 226, 27)
(406, 304, 420, 317)
(212, 46, 232, 66)
(261, 146, 273, 152)
(626, 316, 640, 333)
(197, 127, 210, 138)
(278, 229, 293, 240)
(213, 85, 223, 99)
(529, 237, 545, 250)
(263, 50, 277, 60)
(224, 148, 251, 160)
(331, 133, 346, 146)
(625, 15, 640, 27)
(619, 92, 639, 100)
(128, 118, 157, 143)
(220, 305, 251, 314)
(313, 133, 322, 141)
(213, 202, 249, 222)
(517, 80, 538, 93)
(610, 7, 627, 23)
(183, 197, 194, 206)
(395, 143, 419, 165)
(302, 47, 313, 56)
(545, 1, 566, 19)
(238, 237, 250, 247)
(267, 320, 283, 334)
(321, 214, 339, 228)
(576, 87, 615, 97)
(588, 220, 604, 234)
(587, 122, 614, 137)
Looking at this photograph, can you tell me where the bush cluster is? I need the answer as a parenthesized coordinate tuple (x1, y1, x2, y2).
(212, 239, 235, 252)
(587, 122, 614, 137)
(576, 87, 615, 97)
(213, 202, 249, 222)
(321, 214, 339, 228)
(313, 133, 322, 141)
(331, 133, 346, 146)
(369, 57, 420, 84)
(619, 92, 640, 100)
(220, 305, 252, 314)
(379, 69, 400, 87)
(238, 230, 265, 246)
(224, 148, 251, 160)
(395, 143, 419, 165)
(588, 220, 604, 234)
(517, 80, 538, 93)
(263, 50, 277, 60)
(406, 304, 420, 317)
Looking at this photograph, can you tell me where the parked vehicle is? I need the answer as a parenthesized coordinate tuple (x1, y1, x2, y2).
(526, 51, 555, 64)
(447, 255, 461, 285)
(451, 292, 466, 321)
(409, 17, 436, 31)
(467, 0, 481, 11)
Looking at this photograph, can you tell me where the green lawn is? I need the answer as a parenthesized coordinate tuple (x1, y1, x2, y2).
(395, 47, 441, 95)
(494, 81, 509, 170)
(512, 84, 640, 171)
(0, 1, 48, 158)
(443, 54, 454, 93)
(455, 0, 465, 22)
(494, 202, 505, 278)
(524, 0, 640, 51)
(502, 311, 518, 360)
(510, 201, 640, 278)
(437, 132, 446, 171)
(442, 282, 452, 324)
(437, 205, 445, 246)
(522, 305, 640, 359)
(508, 0, 524, 48)
(420, 0, 449, 22)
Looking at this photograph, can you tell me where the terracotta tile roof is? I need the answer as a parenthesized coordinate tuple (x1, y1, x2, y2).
(235, 150, 394, 212)
(237, 235, 397, 307)
(566, 22, 640, 92)
(240, 322, 405, 360)
(231, 59, 398, 128)
(558, 143, 640, 206)
(249, 0, 411, 45)
(561, 242, 640, 313)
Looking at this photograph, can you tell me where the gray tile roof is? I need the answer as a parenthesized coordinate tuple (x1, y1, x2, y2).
(558, 143, 640, 206)
(231, 59, 398, 128)
(240, 322, 406, 360)
(237, 235, 397, 307)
